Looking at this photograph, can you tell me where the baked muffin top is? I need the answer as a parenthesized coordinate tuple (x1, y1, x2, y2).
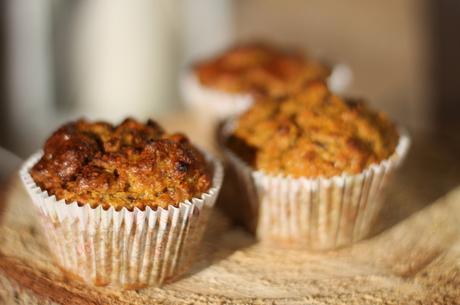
(227, 81, 399, 178)
(194, 43, 330, 99)
(30, 118, 212, 210)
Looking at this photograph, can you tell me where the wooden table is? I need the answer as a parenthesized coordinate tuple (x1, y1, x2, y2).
(1, 115, 460, 304)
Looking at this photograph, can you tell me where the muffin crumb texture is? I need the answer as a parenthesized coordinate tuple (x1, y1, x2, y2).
(194, 43, 330, 98)
(228, 81, 399, 178)
(30, 118, 212, 210)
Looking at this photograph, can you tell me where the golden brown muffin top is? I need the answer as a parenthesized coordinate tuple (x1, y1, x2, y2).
(30, 118, 212, 210)
(194, 43, 330, 99)
(227, 81, 399, 178)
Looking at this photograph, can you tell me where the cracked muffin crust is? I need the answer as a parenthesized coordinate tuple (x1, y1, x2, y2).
(227, 81, 399, 178)
(194, 43, 331, 99)
(30, 118, 212, 210)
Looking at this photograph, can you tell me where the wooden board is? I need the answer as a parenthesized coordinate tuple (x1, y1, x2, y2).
(1, 116, 460, 305)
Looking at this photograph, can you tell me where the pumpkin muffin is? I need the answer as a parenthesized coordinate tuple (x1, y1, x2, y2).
(228, 81, 399, 178)
(194, 43, 330, 98)
(222, 82, 410, 250)
(181, 43, 334, 123)
(30, 118, 212, 210)
(21, 118, 223, 288)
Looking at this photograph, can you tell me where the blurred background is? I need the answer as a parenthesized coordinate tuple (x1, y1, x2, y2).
(0, 0, 459, 158)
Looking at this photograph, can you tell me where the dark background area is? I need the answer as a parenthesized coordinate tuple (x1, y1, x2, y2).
(432, 0, 460, 130)
(0, 1, 9, 150)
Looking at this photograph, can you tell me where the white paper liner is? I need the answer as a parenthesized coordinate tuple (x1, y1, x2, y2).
(180, 65, 352, 122)
(180, 72, 253, 121)
(20, 150, 223, 288)
(327, 64, 353, 93)
(221, 122, 410, 250)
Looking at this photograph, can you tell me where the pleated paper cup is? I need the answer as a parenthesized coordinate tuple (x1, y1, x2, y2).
(221, 122, 410, 250)
(20, 151, 223, 289)
(180, 65, 352, 123)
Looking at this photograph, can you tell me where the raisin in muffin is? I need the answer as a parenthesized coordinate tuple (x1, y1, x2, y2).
(222, 82, 410, 250)
(21, 118, 223, 288)
(30, 118, 212, 210)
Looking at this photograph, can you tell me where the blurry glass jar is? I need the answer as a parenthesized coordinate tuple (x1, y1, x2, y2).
(69, 0, 180, 121)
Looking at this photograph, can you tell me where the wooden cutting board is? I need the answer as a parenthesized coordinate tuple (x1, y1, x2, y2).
(1, 114, 460, 305)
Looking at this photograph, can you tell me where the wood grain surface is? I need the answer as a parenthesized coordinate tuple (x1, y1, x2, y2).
(1, 115, 460, 305)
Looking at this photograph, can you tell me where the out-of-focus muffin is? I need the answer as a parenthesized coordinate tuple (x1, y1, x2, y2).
(222, 82, 410, 250)
(181, 43, 332, 123)
(21, 118, 223, 288)
(194, 43, 330, 98)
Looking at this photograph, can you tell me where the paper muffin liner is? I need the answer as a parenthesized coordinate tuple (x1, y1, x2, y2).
(180, 65, 352, 123)
(19, 151, 223, 288)
(221, 122, 410, 250)
(327, 63, 353, 94)
(180, 71, 253, 122)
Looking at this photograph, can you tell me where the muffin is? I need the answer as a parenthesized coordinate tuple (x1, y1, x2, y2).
(222, 81, 410, 250)
(20, 118, 223, 288)
(181, 43, 336, 123)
